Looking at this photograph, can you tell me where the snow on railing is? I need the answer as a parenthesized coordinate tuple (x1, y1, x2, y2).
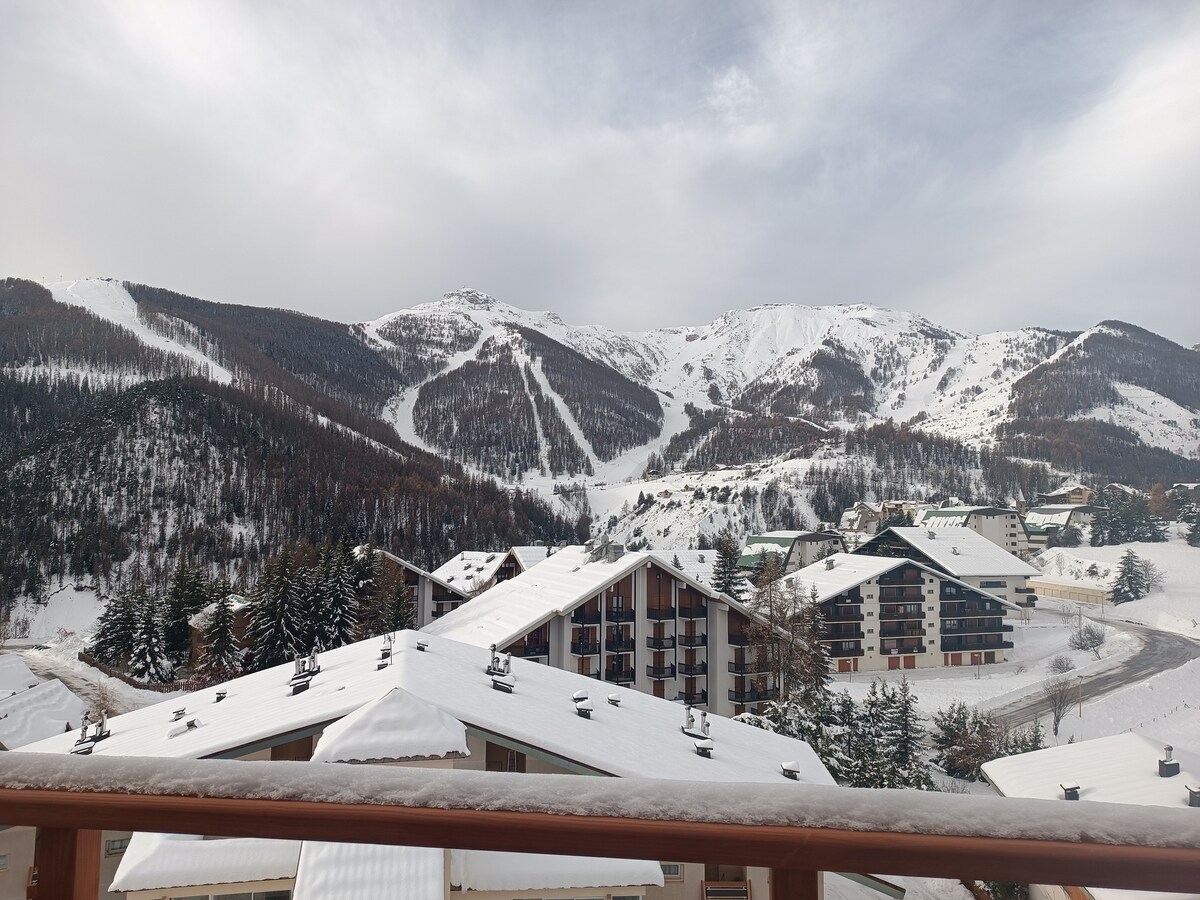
(3, 753, 1199, 894)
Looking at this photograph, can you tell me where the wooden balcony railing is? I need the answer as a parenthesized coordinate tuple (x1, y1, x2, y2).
(3, 754, 1199, 900)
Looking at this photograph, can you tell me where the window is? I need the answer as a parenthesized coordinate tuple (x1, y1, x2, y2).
(0, 853, 8, 872)
(105, 837, 131, 857)
(980, 580, 1007, 588)
(661, 863, 684, 881)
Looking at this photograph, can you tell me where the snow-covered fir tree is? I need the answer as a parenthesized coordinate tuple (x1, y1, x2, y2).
(880, 680, 934, 790)
(248, 550, 303, 667)
(320, 543, 358, 649)
(711, 530, 744, 600)
(1110, 549, 1147, 604)
(163, 559, 210, 661)
(128, 582, 174, 683)
(1188, 517, 1200, 548)
(88, 588, 137, 665)
(199, 592, 240, 680)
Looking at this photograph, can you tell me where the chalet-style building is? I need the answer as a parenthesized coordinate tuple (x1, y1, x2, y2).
(839, 501, 883, 535)
(782, 553, 1019, 673)
(913, 505, 1030, 556)
(1022, 505, 1098, 549)
(186, 593, 253, 666)
(11, 632, 840, 900)
(738, 531, 845, 575)
(854, 526, 1040, 608)
(1036, 483, 1097, 506)
(423, 542, 774, 717)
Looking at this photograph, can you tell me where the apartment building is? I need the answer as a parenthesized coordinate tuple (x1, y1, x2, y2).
(855, 526, 1040, 608)
(782, 553, 1019, 673)
(1022, 505, 1098, 550)
(913, 506, 1030, 556)
(422, 542, 774, 717)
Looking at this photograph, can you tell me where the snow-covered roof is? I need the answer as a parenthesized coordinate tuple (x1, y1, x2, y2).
(983, 733, 1200, 809)
(187, 594, 251, 630)
(860, 528, 1039, 578)
(779, 554, 1018, 611)
(451, 849, 663, 891)
(511, 544, 556, 571)
(424, 545, 751, 651)
(375, 549, 470, 598)
(0, 678, 88, 749)
(431, 550, 513, 594)
(310, 687, 469, 763)
(1046, 482, 1092, 494)
(16, 631, 833, 786)
(110, 832, 302, 892)
(1023, 506, 1092, 533)
(0, 653, 39, 694)
(292, 843, 442, 900)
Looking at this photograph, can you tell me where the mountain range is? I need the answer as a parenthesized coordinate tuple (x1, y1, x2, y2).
(1, 275, 1197, 603)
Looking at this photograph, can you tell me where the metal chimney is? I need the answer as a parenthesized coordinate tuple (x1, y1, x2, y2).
(1160, 745, 1181, 778)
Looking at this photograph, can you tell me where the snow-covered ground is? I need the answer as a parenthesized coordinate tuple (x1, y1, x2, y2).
(5, 584, 106, 643)
(831, 616, 1140, 716)
(1033, 530, 1200, 639)
(15, 635, 180, 715)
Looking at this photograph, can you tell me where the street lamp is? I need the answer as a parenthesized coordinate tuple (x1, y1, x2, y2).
(1076, 674, 1084, 718)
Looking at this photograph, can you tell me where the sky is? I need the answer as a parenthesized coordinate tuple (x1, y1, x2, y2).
(2, 1, 1199, 343)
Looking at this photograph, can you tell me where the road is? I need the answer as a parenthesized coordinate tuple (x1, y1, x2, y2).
(12, 650, 155, 715)
(992, 618, 1200, 728)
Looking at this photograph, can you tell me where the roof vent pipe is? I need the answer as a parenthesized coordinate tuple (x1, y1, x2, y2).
(572, 689, 589, 702)
(607, 693, 621, 707)
(491, 674, 515, 694)
(416, 638, 429, 652)
(928, 530, 937, 540)
(781, 761, 801, 780)
(951, 546, 960, 555)
(172, 708, 186, 722)
(1187, 785, 1200, 808)
(694, 739, 714, 758)
(575, 699, 594, 719)
(824, 558, 835, 570)
(1061, 782, 1080, 801)
(1160, 746, 1181, 778)
(215, 690, 227, 702)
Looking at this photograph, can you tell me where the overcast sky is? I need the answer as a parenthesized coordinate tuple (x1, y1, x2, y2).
(2, 1, 1199, 342)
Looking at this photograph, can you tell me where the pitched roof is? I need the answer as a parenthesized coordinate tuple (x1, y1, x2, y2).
(511, 545, 556, 571)
(1023, 506, 1092, 533)
(0, 678, 88, 750)
(16, 631, 833, 786)
(430, 550, 514, 593)
(310, 687, 469, 763)
(0, 653, 39, 695)
(859, 527, 1038, 578)
(110, 833, 302, 892)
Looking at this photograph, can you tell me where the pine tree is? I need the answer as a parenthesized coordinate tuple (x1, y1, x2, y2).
(712, 530, 744, 600)
(163, 559, 209, 663)
(321, 543, 358, 649)
(1110, 549, 1146, 604)
(1188, 518, 1200, 549)
(88, 589, 136, 665)
(128, 583, 174, 683)
(881, 680, 934, 790)
(248, 550, 303, 669)
(199, 592, 240, 679)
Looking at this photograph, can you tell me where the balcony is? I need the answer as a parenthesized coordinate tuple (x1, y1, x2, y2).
(512, 642, 550, 657)
(880, 644, 927, 655)
(678, 604, 708, 619)
(878, 626, 924, 639)
(646, 634, 676, 650)
(727, 632, 752, 647)
(677, 689, 708, 704)
(606, 608, 636, 623)
(827, 646, 865, 658)
(824, 628, 865, 640)
(728, 659, 769, 674)
(879, 588, 924, 602)
(645, 606, 676, 621)
(571, 609, 601, 625)
(605, 668, 635, 684)
(646, 664, 676, 679)
(728, 687, 779, 704)
(678, 661, 707, 676)
(606, 638, 636, 653)
(940, 622, 1014, 635)
(878, 608, 924, 621)
(4, 757, 1196, 899)
(941, 638, 1014, 652)
(570, 641, 600, 655)
(677, 632, 708, 648)
(941, 603, 1005, 616)
(825, 609, 864, 622)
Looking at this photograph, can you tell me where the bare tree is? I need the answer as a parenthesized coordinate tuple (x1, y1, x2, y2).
(1047, 654, 1076, 675)
(1068, 621, 1107, 660)
(1042, 676, 1075, 737)
(0, 613, 10, 652)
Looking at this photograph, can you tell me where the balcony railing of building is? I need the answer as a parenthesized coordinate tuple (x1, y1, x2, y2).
(727, 632, 752, 647)
(728, 659, 770, 675)
(605, 668, 635, 684)
(940, 622, 1015, 635)
(827, 646, 865, 658)
(941, 602, 1004, 616)
(570, 641, 601, 655)
(878, 588, 924, 602)
(878, 608, 925, 621)
(512, 642, 551, 658)
(606, 638, 637, 653)
(678, 604, 708, 619)
(571, 609, 602, 625)
(606, 608, 636, 624)
(941, 638, 1014, 652)
(877, 572, 923, 587)
(881, 645, 928, 655)
(878, 626, 925, 639)
(824, 609, 864, 622)
(647, 635, 676, 650)
(4, 755, 1199, 899)
(729, 687, 779, 704)
(678, 661, 708, 677)
(677, 633, 708, 648)
(824, 628, 865, 640)
(677, 689, 708, 704)
(646, 664, 676, 680)
(646, 606, 676, 621)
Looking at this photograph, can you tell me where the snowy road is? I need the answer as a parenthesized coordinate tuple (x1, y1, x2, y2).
(15, 648, 173, 715)
(992, 618, 1200, 727)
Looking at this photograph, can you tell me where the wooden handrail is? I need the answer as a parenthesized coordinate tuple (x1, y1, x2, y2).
(4, 754, 1200, 894)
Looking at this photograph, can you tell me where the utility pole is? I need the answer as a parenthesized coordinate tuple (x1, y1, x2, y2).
(1076, 675, 1084, 718)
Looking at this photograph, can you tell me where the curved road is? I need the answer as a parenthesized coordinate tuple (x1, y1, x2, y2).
(993, 618, 1200, 727)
